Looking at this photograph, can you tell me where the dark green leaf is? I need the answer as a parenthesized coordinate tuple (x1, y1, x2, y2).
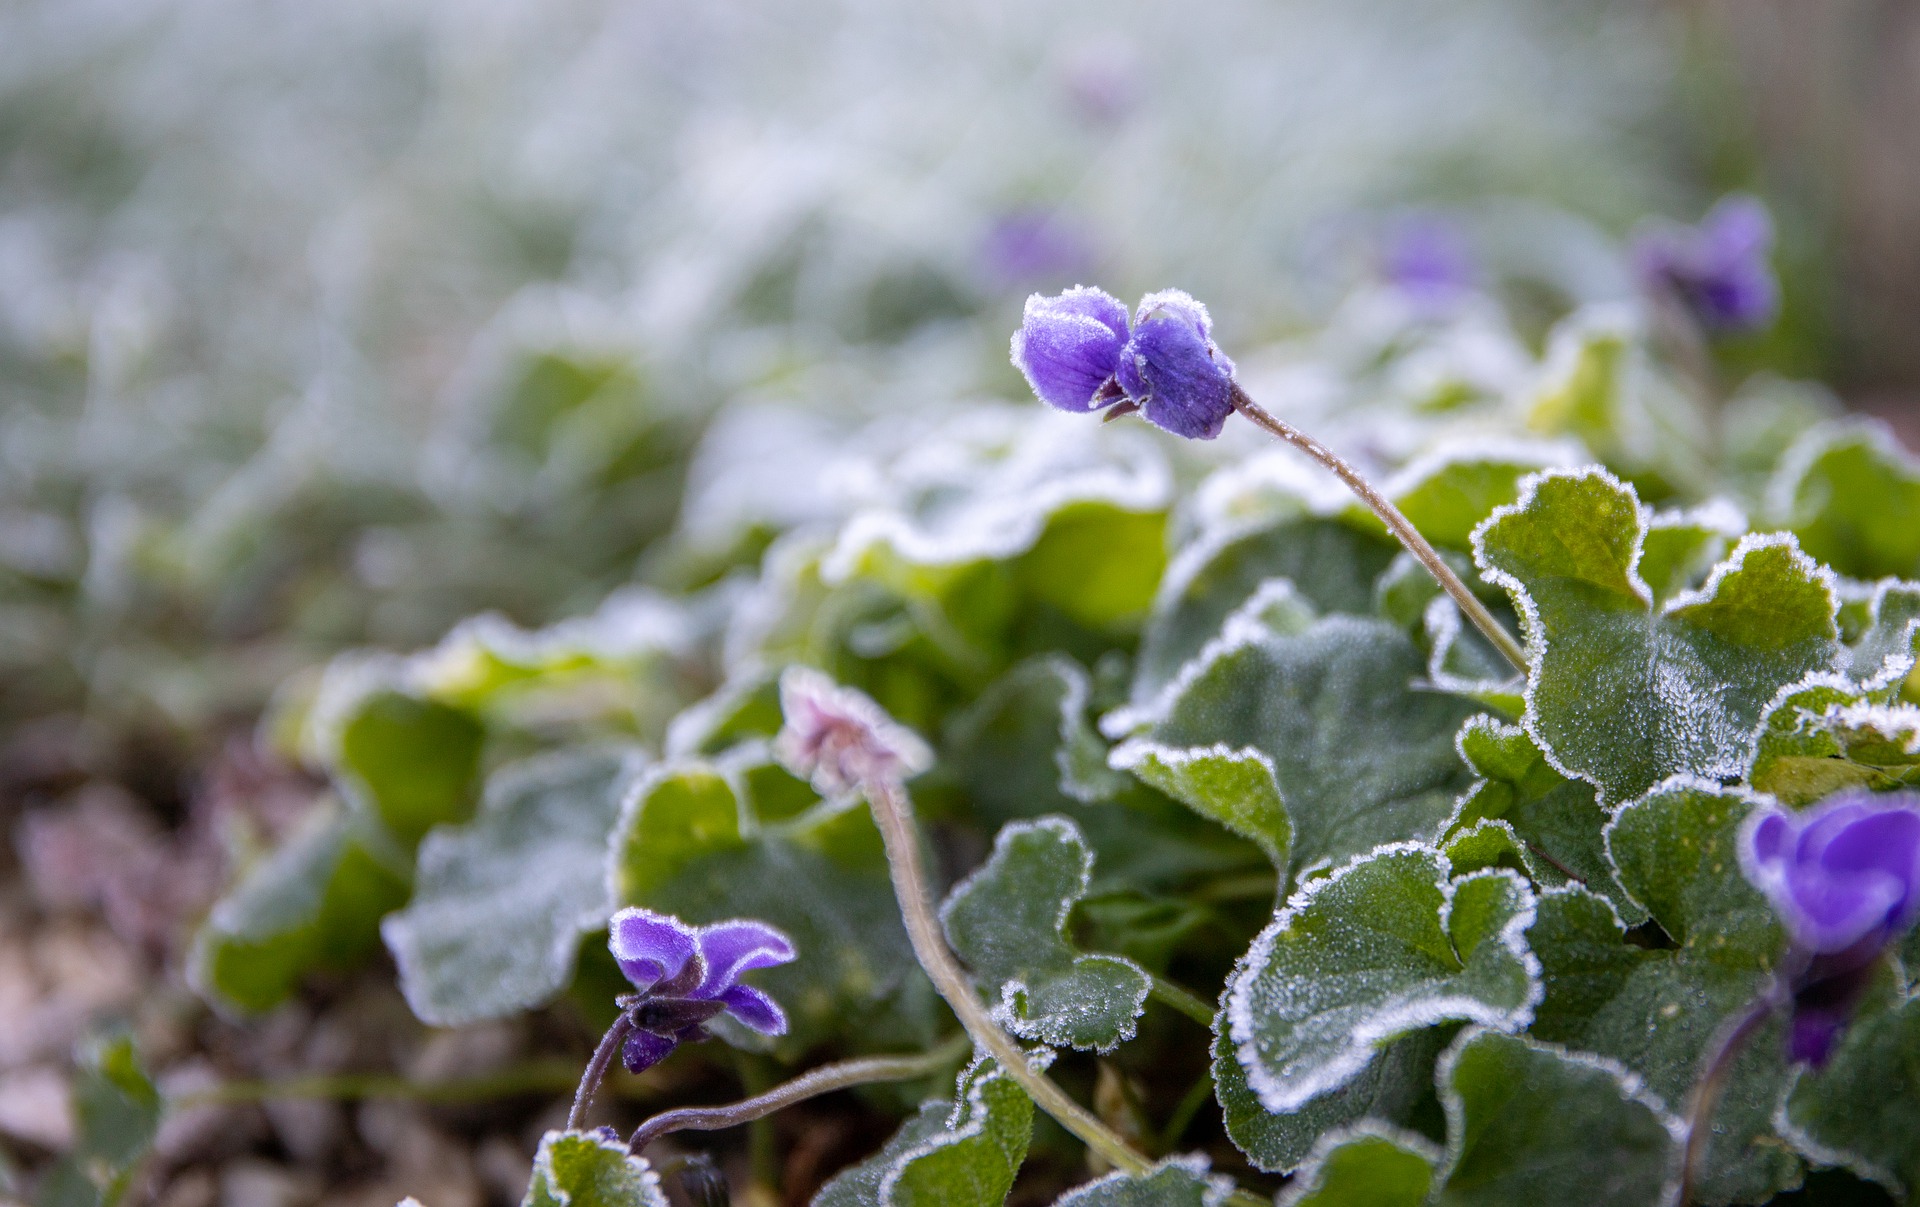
(941, 817, 1151, 1052)
(812, 1058, 1034, 1207)
(1274, 1123, 1438, 1207)
(522, 1129, 668, 1207)
(1474, 468, 1837, 804)
(1051, 1156, 1230, 1206)
(1224, 846, 1538, 1112)
(1780, 976, 1920, 1201)
(334, 689, 485, 846)
(1771, 419, 1920, 580)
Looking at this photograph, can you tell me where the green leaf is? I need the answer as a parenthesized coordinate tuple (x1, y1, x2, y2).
(1771, 418, 1920, 580)
(1131, 511, 1392, 713)
(1213, 1024, 1447, 1174)
(1530, 780, 1797, 1204)
(608, 755, 937, 1054)
(1275, 1124, 1438, 1207)
(521, 1129, 668, 1207)
(1748, 675, 1920, 807)
(1443, 718, 1642, 923)
(1432, 1029, 1679, 1207)
(189, 802, 411, 1014)
(1636, 503, 1742, 606)
(333, 689, 485, 847)
(32, 1035, 160, 1207)
(1348, 441, 1573, 552)
(1113, 614, 1482, 874)
(1224, 846, 1538, 1113)
(1474, 468, 1838, 805)
(1109, 742, 1289, 868)
(941, 817, 1151, 1052)
(1051, 1156, 1231, 1206)
(1780, 977, 1920, 1200)
(813, 1057, 1034, 1207)
(1844, 579, 1920, 688)
(383, 746, 643, 1025)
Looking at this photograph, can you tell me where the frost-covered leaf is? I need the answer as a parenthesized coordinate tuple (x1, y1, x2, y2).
(1636, 502, 1743, 605)
(1109, 743, 1289, 868)
(813, 1057, 1033, 1207)
(1782, 987, 1920, 1198)
(31, 1035, 160, 1207)
(1748, 675, 1920, 807)
(941, 817, 1151, 1052)
(1131, 511, 1394, 711)
(1051, 1156, 1230, 1207)
(608, 756, 936, 1054)
(189, 803, 411, 1014)
(1770, 418, 1920, 581)
(1113, 615, 1481, 874)
(1843, 579, 1920, 689)
(383, 746, 644, 1025)
(1419, 597, 1523, 718)
(1275, 1124, 1438, 1207)
(943, 656, 1267, 891)
(1474, 468, 1838, 805)
(1442, 718, 1641, 923)
(1530, 780, 1796, 1204)
(1224, 846, 1538, 1113)
(1213, 1025, 1446, 1175)
(1346, 440, 1577, 552)
(522, 1129, 667, 1207)
(1432, 1029, 1679, 1207)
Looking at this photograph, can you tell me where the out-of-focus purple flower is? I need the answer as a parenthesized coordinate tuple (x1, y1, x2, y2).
(1115, 290, 1237, 439)
(1011, 286, 1238, 440)
(774, 666, 933, 795)
(1381, 215, 1480, 311)
(607, 907, 795, 1073)
(1631, 195, 1779, 334)
(1740, 791, 1920, 1064)
(980, 209, 1095, 292)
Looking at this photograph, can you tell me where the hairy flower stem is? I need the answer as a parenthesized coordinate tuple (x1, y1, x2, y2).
(568, 1011, 635, 1131)
(628, 1034, 973, 1150)
(1679, 986, 1783, 1205)
(864, 775, 1154, 1177)
(1229, 384, 1529, 675)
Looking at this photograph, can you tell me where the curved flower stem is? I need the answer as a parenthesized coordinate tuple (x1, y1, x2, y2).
(628, 1034, 973, 1150)
(1148, 975, 1216, 1028)
(1229, 384, 1529, 675)
(864, 775, 1153, 1177)
(568, 1011, 635, 1131)
(1679, 986, 1782, 1206)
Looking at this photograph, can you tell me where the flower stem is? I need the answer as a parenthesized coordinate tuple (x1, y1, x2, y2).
(569, 1011, 635, 1131)
(1148, 975, 1216, 1028)
(628, 1034, 972, 1150)
(863, 775, 1152, 1176)
(1229, 384, 1528, 675)
(1679, 986, 1781, 1206)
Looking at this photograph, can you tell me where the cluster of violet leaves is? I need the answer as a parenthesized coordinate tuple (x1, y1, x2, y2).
(159, 193, 1920, 1207)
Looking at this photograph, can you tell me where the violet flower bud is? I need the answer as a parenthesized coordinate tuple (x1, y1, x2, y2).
(1739, 791, 1920, 1064)
(773, 666, 933, 796)
(1011, 286, 1238, 440)
(1631, 195, 1779, 335)
(607, 907, 796, 1073)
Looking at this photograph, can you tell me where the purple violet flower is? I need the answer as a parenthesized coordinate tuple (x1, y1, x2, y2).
(1739, 791, 1920, 1064)
(1381, 215, 1480, 311)
(1631, 195, 1780, 335)
(607, 907, 796, 1073)
(1011, 286, 1238, 440)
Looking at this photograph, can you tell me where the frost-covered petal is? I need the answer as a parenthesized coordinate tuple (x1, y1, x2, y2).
(717, 983, 788, 1035)
(621, 1028, 678, 1074)
(609, 907, 699, 993)
(1011, 287, 1130, 412)
(693, 920, 796, 997)
(1115, 290, 1237, 440)
(774, 666, 934, 794)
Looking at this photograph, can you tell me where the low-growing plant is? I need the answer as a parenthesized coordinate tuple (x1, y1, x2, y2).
(183, 199, 1920, 1206)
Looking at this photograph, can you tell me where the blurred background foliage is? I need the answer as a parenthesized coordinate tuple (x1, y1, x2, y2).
(0, 0, 1914, 880)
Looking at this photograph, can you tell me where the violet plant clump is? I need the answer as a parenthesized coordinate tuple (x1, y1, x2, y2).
(1740, 792, 1920, 1064)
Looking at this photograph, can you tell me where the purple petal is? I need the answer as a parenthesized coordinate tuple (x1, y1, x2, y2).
(694, 920, 797, 998)
(622, 1028, 679, 1074)
(1011, 287, 1129, 413)
(1117, 290, 1236, 440)
(1741, 794, 1920, 953)
(1787, 1006, 1847, 1067)
(718, 984, 788, 1036)
(1631, 195, 1778, 333)
(609, 908, 699, 993)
